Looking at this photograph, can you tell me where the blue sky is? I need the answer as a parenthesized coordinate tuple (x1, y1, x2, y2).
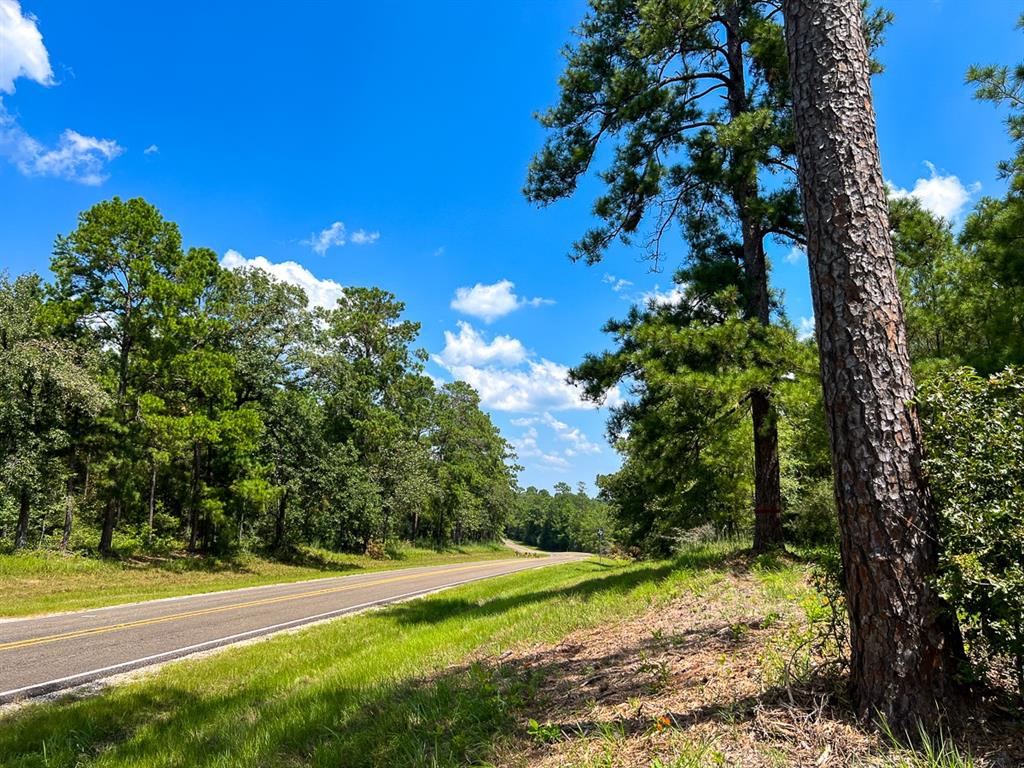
(0, 1, 1020, 490)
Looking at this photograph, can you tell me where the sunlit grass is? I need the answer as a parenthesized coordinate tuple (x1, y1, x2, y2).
(0, 544, 741, 768)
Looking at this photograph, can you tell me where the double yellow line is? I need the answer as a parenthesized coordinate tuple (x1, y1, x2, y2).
(0, 561, 501, 653)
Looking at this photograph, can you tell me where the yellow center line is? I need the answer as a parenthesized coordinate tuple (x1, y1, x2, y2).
(0, 561, 513, 652)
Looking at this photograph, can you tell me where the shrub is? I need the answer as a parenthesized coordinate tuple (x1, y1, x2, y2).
(786, 477, 839, 547)
(918, 366, 1024, 698)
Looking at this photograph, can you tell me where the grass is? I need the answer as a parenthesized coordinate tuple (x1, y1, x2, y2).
(0, 541, 514, 618)
(0, 542, 739, 768)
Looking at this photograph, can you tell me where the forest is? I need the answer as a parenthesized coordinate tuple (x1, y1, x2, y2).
(0, 197, 519, 556)
(1, 0, 1023, 757)
(523, 0, 1024, 727)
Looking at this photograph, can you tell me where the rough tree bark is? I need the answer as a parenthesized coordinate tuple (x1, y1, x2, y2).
(60, 479, 74, 552)
(723, 4, 784, 552)
(98, 498, 116, 556)
(14, 487, 30, 550)
(782, 0, 960, 729)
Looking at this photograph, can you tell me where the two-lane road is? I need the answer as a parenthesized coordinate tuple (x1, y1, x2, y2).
(0, 552, 584, 703)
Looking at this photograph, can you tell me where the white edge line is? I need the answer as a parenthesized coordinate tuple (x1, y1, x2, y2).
(0, 553, 549, 625)
(0, 556, 579, 702)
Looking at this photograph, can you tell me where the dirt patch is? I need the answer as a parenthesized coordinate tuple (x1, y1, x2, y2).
(474, 563, 1023, 767)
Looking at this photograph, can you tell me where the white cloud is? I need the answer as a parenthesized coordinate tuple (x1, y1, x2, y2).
(0, 0, 53, 94)
(512, 412, 601, 454)
(603, 274, 633, 293)
(304, 221, 346, 255)
(143, 144, 159, 155)
(797, 316, 815, 342)
(642, 284, 687, 308)
(0, 110, 123, 185)
(350, 229, 379, 245)
(437, 355, 623, 413)
(221, 249, 345, 310)
(0, 4, 122, 185)
(887, 162, 981, 221)
(511, 427, 569, 471)
(303, 221, 380, 254)
(436, 321, 528, 367)
(783, 246, 805, 265)
(450, 279, 553, 323)
(433, 246, 445, 257)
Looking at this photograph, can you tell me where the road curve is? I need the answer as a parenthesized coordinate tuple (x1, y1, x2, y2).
(0, 552, 585, 703)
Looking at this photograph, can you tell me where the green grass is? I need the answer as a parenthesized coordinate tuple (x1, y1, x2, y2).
(0, 542, 514, 618)
(0, 542, 739, 768)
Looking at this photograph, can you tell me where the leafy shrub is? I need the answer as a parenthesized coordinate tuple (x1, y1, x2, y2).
(918, 367, 1024, 697)
(363, 539, 389, 560)
(786, 477, 839, 546)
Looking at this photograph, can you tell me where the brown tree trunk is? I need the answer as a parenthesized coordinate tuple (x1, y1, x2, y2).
(147, 461, 157, 544)
(188, 442, 201, 552)
(724, 4, 784, 552)
(14, 487, 30, 550)
(783, 0, 960, 729)
(99, 498, 116, 556)
(273, 489, 288, 550)
(60, 479, 74, 552)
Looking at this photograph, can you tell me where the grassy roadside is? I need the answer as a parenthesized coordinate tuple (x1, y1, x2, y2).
(0, 544, 737, 767)
(4, 542, 1014, 767)
(0, 542, 514, 618)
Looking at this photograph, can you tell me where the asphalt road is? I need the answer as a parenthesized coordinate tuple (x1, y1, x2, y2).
(0, 552, 584, 703)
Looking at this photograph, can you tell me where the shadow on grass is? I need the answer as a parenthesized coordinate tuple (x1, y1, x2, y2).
(389, 561, 678, 626)
(0, 546, 749, 768)
(388, 545, 736, 627)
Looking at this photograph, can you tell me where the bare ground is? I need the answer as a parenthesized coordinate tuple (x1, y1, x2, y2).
(467, 557, 1024, 767)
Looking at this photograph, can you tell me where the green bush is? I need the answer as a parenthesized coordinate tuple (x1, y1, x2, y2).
(786, 477, 839, 547)
(918, 366, 1024, 698)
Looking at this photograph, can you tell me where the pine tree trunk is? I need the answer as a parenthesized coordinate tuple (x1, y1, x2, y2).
(783, 0, 959, 729)
(14, 487, 30, 550)
(99, 498, 116, 556)
(273, 489, 288, 550)
(148, 461, 157, 544)
(60, 479, 74, 552)
(751, 389, 783, 552)
(724, 3, 784, 552)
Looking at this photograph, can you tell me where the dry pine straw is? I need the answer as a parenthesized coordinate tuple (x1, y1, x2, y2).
(464, 562, 1024, 768)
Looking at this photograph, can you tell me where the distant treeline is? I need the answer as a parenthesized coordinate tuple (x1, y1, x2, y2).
(0, 197, 517, 556)
(506, 483, 613, 553)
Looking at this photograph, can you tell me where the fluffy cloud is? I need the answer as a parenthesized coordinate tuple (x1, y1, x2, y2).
(603, 274, 633, 293)
(642, 284, 687, 308)
(436, 321, 528, 367)
(350, 229, 379, 245)
(0, 119, 123, 185)
(450, 279, 553, 323)
(221, 250, 345, 309)
(303, 221, 380, 254)
(510, 427, 569, 471)
(304, 221, 347, 255)
(797, 316, 815, 342)
(511, 412, 601, 455)
(0, 3, 122, 184)
(888, 162, 981, 221)
(434, 331, 622, 411)
(144, 144, 159, 155)
(0, 0, 53, 94)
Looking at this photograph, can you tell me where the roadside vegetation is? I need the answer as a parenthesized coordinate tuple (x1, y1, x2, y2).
(3, 542, 1020, 767)
(0, 541, 513, 618)
(525, 0, 1024, 725)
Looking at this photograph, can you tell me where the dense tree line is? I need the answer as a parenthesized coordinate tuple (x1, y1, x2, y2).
(506, 483, 613, 554)
(534, 0, 1024, 727)
(0, 198, 517, 556)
